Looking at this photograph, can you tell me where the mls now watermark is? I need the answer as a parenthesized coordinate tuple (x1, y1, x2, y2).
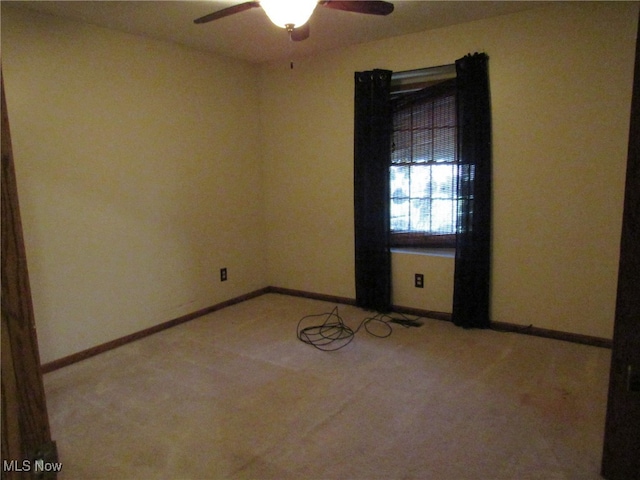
(3, 459, 63, 473)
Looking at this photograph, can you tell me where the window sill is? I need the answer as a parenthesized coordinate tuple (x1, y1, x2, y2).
(391, 248, 455, 258)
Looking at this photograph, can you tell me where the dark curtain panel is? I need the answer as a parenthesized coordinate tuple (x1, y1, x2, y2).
(354, 69, 393, 312)
(452, 53, 492, 329)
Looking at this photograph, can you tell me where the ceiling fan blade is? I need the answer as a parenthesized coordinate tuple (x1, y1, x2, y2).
(319, 1, 394, 16)
(194, 1, 260, 24)
(291, 23, 310, 42)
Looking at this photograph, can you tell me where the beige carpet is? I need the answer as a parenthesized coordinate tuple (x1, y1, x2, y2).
(43, 293, 611, 479)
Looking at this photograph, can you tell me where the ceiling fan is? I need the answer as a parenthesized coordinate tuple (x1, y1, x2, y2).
(194, 1, 394, 41)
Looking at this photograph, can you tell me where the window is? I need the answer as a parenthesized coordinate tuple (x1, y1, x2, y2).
(389, 67, 457, 248)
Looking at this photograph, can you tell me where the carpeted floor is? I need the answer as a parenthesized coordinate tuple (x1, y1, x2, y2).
(43, 293, 611, 479)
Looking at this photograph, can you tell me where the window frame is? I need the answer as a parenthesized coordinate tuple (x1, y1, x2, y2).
(389, 72, 458, 249)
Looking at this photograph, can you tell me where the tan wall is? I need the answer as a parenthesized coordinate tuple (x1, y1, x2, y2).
(2, 7, 266, 363)
(391, 251, 454, 314)
(2, 3, 637, 365)
(260, 2, 638, 338)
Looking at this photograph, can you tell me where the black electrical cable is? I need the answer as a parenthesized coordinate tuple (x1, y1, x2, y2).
(296, 306, 423, 351)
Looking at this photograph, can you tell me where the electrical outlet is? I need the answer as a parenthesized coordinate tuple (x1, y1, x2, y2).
(415, 273, 424, 288)
(220, 268, 227, 282)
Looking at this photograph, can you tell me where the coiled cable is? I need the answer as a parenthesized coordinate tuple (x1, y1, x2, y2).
(296, 306, 421, 351)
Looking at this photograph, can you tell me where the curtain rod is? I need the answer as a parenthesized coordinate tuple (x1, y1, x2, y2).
(391, 64, 456, 82)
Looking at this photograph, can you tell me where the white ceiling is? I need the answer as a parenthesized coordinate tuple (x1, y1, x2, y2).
(6, 1, 549, 64)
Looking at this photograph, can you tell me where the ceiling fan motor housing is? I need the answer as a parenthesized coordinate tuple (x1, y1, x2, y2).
(260, 0, 318, 29)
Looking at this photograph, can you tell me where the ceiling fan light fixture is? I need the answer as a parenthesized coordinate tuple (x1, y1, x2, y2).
(260, 0, 318, 29)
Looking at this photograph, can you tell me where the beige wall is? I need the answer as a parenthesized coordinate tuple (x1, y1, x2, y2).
(260, 2, 638, 339)
(2, 7, 266, 363)
(2, 3, 637, 364)
(391, 251, 454, 313)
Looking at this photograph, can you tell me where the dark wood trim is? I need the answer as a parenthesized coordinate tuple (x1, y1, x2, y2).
(269, 287, 611, 348)
(601, 11, 640, 479)
(2, 71, 58, 476)
(267, 287, 452, 321)
(491, 321, 612, 349)
(390, 233, 457, 249)
(267, 286, 449, 322)
(41, 285, 613, 374)
(41, 288, 270, 373)
(266, 286, 357, 307)
(392, 304, 452, 322)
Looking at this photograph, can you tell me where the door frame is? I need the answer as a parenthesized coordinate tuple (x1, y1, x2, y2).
(601, 11, 640, 480)
(1, 72, 58, 477)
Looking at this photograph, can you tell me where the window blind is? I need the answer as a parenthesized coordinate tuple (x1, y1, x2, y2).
(390, 79, 458, 247)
